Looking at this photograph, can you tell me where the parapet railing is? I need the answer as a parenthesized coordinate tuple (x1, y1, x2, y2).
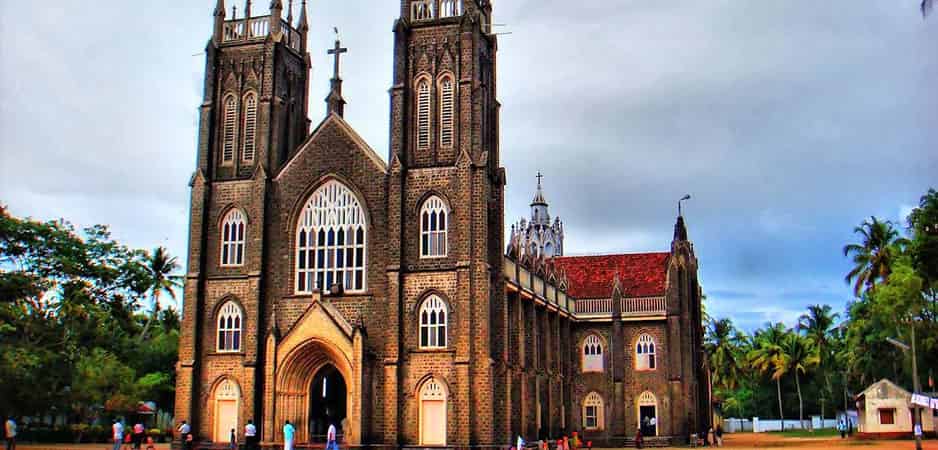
(222, 16, 302, 52)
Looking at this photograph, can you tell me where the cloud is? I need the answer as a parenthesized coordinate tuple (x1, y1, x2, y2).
(1, 1, 935, 331)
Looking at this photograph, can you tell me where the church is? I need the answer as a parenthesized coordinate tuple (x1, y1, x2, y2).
(174, 1, 709, 448)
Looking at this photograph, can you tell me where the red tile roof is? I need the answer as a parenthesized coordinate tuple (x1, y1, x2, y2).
(553, 253, 670, 299)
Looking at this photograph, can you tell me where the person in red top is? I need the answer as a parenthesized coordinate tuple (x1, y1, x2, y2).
(132, 423, 145, 450)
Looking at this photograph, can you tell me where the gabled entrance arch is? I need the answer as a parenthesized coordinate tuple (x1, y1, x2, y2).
(265, 297, 364, 445)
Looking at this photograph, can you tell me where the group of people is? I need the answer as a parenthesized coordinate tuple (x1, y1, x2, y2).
(281, 420, 340, 450)
(513, 430, 590, 450)
(111, 419, 157, 450)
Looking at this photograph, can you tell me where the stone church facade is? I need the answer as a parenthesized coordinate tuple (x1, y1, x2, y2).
(174, 1, 709, 448)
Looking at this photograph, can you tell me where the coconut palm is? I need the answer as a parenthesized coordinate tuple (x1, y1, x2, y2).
(843, 216, 908, 297)
(705, 318, 745, 390)
(749, 322, 789, 422)
(780, 333, 820, 430)
(139, 246, 183, 340)
(798, 304, 839, 418)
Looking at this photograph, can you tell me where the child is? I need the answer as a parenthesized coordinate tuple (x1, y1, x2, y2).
(144, 436, 156, 450)
(229, 428, 238, 450)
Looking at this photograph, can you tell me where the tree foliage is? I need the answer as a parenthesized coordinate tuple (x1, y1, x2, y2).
(0, 206, 180, 421)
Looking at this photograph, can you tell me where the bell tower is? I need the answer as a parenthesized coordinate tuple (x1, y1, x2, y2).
(385, 0, 507, 446)
(198, 0, 311, 181)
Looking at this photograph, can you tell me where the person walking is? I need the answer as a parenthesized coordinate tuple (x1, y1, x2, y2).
(4, 417, 15, 450)
(245, 419, 257, 450)
(229, 428, 237, 450)
(283, 420, 295, 450)
(177, 421, 191, 450)
(133, 422, 145, 450)
(326, 423, 339, 450)
(112, 419, 124, 450)
(837, 419, 845, 439)
(715, 424, 723, 447)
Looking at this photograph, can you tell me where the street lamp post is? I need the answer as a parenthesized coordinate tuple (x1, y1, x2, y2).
(887, 326, 923, 450)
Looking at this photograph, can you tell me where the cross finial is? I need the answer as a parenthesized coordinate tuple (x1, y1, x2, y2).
(327, 28, 348, 81)
(536, 171, 543, 187)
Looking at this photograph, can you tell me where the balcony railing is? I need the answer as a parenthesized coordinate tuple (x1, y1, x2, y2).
(574, 296, 667, 318)
(503, 257, 571, 314)
(222, 16, 302, 52)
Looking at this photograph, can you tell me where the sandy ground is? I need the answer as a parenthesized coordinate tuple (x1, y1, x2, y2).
(13, 434, 938, 450)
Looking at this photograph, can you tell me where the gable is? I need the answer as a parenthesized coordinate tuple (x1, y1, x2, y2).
(275, 113, 387, 182)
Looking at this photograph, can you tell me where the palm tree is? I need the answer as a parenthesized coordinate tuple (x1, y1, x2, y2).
(705, 318, 745, 391)
(139, 246, 183, 340)
(798, 304, 839, 419)
(843, 216, 908, 297)
(780, 333, 820, 431)
(749, 322, 788, 422)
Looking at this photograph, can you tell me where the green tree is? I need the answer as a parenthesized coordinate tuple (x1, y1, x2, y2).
(749, 322, 788, 421)
(780, 333, 820, 430)
(798, 304, 839, 418)
(843, 216, 908, 297)
(705, 318, 746, 390)
(139, 246, 183, 341)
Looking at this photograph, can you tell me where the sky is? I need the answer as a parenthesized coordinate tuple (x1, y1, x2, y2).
(1, 1, 935, 333)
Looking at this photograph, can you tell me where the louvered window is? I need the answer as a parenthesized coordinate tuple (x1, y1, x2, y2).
(222, 95, 237, 163)
(440, 0, 461, 18)
(439, 76, 455, 148)
(416, 78, 431, 150)
(242, 93, 257, 162)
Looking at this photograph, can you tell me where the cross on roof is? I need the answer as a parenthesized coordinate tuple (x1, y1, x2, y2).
(327, 29, 348, 81)
(536, 171, 543, 186)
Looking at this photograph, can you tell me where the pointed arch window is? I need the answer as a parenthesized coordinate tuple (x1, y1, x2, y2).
(221, 209, 246, 266)
(636, 334, 656, 371)
(217, 301, 242, 352)
(222, 95, 238, 164)
(416, 77, 431, 150)
(582, 334, 603, 372)
(412, 0, 434, 21)
(419, 295, 447, 349)
(439, 74, 455, 148)
(296, 180, 367, 294)
(420, 196, 448, 258)
(582, 392, 604, 430)
(242, 92, 257, 162)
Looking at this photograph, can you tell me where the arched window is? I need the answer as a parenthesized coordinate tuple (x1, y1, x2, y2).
(419, 295, 447, 348)
(221, 209, 246, 266)
(213, 379, 240, 442)
(440, 0, 461, 18)
(242, 92, 257, 162)
(544, 242, 553, 257)
(438, 74, 455, 148)
(420, 196, 448, 257)
(582, 334, 603, 372)
(582, 392, 604, 431)
(222, 95, 238, 163)
(416, 77, 431, 150)
(217, 301, 242, 352)
(636, 334, 656, 371)
(419, 377, 447, 445)
(296, 180, 367, 293)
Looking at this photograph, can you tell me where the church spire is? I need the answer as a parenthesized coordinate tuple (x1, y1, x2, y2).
(531, 171, 547, 206)
(326, 29, 348, 117)
(530, 171, 550, 226)
(213, 0, 226, 44)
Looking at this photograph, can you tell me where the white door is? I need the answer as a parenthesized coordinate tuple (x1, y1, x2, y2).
(215, 400, 238, 443)
(421, 399, 446, 445)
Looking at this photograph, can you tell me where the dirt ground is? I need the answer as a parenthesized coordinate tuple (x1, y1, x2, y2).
(13, 434, 938, 450)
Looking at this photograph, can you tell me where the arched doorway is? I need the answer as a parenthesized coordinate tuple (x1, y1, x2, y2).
(308, 364, 347, 442)
(213, 379, 240, 443)
(419, 377, 447, 445)
(637, 391, 658, 437)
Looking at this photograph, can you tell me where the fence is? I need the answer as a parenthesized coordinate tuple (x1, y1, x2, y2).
(725, 417, 838, 433)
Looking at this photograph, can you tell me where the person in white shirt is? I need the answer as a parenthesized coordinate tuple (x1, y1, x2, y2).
(112, 419, 124, 450)
(244, 420, 257, 450)
(4, 417, 16, 450)
(177, 421, 191, 450)
(326, 423, 338, 450)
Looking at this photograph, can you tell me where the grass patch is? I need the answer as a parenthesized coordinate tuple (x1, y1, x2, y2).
(771, 428, 842, 438)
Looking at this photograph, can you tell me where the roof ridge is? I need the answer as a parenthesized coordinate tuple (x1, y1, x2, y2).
(556, 251, 669, 258)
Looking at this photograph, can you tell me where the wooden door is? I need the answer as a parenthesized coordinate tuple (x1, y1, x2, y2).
(215, 400, 238, 443)
(421, 399, 446, 445)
